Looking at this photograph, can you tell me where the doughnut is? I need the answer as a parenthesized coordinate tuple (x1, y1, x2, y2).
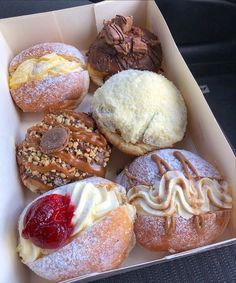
(16, 111, 111, 193)
(92, 70, 187, 155)
(9, 42, 89, 112)
(117, 149, 232, 252)
(17, 177, 136, 281)
(87, 15, 162, 86)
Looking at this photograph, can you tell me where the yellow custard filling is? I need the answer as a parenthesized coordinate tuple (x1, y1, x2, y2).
(9, 53, 83, 89)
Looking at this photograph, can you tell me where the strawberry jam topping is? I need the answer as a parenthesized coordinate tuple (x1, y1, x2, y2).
(22, 194, 75, 249)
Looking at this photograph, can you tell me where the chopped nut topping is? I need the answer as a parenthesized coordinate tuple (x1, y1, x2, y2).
(16, 111, 111, 191)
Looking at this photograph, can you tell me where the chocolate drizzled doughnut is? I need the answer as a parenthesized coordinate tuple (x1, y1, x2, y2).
(87, 15, 162, 86)
(16, 111, 111, 193)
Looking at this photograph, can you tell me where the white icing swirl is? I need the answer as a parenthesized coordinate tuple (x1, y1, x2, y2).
(18, 182, 131, 263)
(127, 171, 232, 219)
(69, 182, 120, 235)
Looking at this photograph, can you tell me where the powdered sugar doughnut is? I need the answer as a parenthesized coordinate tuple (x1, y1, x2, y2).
(9, 42, 89, 112)
(17, 177, 136, 281)
(116, 149, 232, 252)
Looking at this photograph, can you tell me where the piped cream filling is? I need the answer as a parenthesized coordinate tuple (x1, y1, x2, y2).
(127, 171, 232, 219)
(18, 182, 135, 263)
(10, 53, 83, 89)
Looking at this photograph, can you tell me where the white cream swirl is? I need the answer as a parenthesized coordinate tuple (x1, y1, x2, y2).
(18, 181, 127, 263)
(127, 171, 232, 219)
(69, 182, 120, 235)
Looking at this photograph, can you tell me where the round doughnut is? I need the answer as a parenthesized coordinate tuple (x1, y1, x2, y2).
(17, 177, 136, 281)
(92, 70, 187, 156)
(16, 111, 111, 193)
(9, 42, 90, 112)
(116, 149, 232, 252)
(87, 15, 162, 86)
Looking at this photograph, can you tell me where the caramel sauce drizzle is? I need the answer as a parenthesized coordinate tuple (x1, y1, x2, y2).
(125, 150, 200, 192)
(28, 177, 52, 191)
(22, 112, 107, 182)
(150, 151, 200, 180)
(124, 167, 151, 188)
(215, 210, 230, 227)
(26, 135, 41, 145)
(124, 151, 222, 236)
(27, 126, 107, 149)
(151, 154, 171, 176)
(165, 215, 176, 235)
(27, 114, 107, 148)
(173, 151, 200, 180)
(151, 151, 204, 233)
(128, 151, 207, 234)
(25, 162, 75, 178)
(194, 215, 204, 234)
(72, 131, 107, 148)
(55, 152, 105, 176)
(24, 147, 105, 179)
(65, 111, 95, 129)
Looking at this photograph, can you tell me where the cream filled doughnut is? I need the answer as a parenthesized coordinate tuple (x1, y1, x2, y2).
(17, 177, 136, 281)
(9, 42, 89, 112)
(117, 149, 232, 252)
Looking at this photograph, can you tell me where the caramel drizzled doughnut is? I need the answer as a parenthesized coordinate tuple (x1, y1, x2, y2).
(16, 111, 111, 193)
(117, 149, 232, 252)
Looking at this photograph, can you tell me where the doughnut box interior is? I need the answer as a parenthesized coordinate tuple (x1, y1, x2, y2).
(0, 0, 235, 282)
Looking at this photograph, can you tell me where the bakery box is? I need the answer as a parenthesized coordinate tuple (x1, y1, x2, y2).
(0, 0, 235, 282)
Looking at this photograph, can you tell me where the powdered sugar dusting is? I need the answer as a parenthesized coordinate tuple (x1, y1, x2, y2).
(10, 71, 89, 112)
(27, 206, 133, 281)
(19, 178, 134, 281)
(135, 211, 230, 252)
(9, 42, 85, 72)
(117, 149, 222, 188)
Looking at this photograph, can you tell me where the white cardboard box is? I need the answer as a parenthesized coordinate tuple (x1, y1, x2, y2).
(0, 1, 235, 282)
